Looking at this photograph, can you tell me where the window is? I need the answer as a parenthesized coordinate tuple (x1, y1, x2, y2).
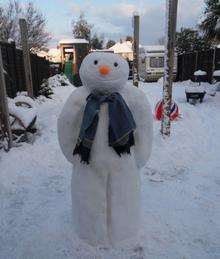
(150, 57, 164, 68)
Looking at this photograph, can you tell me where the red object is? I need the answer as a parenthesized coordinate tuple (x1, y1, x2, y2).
(155, 100, 179, 121)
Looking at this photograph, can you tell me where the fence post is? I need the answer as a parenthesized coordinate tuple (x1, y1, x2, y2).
(133, 13, 140, 87)
(0, 47, 13, 150)
(19, 18, 34, 98)
(195, 51, 198, 74)
(211, 47, 216, 83)
(161, 0, 178, 136)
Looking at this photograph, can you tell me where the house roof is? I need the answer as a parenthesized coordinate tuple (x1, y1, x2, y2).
(141, 45, 165, 52)
(59, 38, 89, 45)
(109, 41, 133, 53)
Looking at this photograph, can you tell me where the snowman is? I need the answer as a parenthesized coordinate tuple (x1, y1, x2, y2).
(57, 52, 153, 246)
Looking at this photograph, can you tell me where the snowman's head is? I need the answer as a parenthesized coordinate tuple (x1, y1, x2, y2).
(79, 52, 129, 93)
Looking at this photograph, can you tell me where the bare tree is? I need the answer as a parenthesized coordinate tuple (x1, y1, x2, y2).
(125, 35, 133, 42)
(72, 12, 93, 42)
(0, 1, 20, 42)
(106, 39, 116, 49)
(0, 1, 50, 52)
(23, 2, 51, 52)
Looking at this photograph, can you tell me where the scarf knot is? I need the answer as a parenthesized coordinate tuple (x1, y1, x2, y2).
(73, 92, 136, 164)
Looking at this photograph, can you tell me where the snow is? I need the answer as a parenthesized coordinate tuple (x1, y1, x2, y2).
(194, 70, 207, 76)
(13, 95, 35, 108)
(8, 38, 14, 43)
(8, 97, 37, 130)
(59, 38, 89, 44)
(141, 45, 165, 53)
(213, 70, 220, 77)
(47, 48, 61, 63)
(64, 48, 74, 53)
(109, 41, 133, 53)
(1, 78, 220, 258)
(47, 74, 73, 88)
(185, 86, 206, 93)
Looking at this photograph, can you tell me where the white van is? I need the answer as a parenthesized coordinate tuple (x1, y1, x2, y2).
(139, 45, 177, 82)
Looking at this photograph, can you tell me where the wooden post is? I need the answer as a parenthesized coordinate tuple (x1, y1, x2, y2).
(161, 0, 178, 136)
(19, 18, 34, 98)
(133, 13, 140, 87)
(195, 51, 198, 73)
(0, 47, 13, 150)
(211, 47, 216, 83)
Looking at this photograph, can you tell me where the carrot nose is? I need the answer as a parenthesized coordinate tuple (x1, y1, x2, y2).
(99, 65, 110, 75)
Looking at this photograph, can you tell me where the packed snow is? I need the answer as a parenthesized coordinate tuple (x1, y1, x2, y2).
(0, 78, 220, 259)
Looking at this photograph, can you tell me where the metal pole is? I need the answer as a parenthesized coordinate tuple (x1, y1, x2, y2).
(161, 0, 178, 136)
(0, 47, 13, 149)
(19, 18, 34, 98)
(133, 13, 140, 87)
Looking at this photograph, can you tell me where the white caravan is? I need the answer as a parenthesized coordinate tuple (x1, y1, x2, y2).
(139, 45, 177, 82)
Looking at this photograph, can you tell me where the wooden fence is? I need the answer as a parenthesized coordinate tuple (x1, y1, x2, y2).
(177, 48, 220, 83)
(0, 41, 50, 98)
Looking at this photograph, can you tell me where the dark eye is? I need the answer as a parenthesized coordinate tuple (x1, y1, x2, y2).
(114, 62, 118, 67)
(94, 60, 98, 65)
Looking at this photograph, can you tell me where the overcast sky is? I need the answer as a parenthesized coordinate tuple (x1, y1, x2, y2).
(2, 0, 206, 47)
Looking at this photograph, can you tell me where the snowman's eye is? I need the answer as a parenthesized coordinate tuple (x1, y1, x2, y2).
(94, 60, 98, 65)
(114, 62, 118, 67)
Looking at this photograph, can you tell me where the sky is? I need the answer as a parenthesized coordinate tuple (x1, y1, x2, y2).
(1, 0, 205, 48)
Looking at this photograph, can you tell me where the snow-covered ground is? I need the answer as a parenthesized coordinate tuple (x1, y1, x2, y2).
(0, 79, 220, 259)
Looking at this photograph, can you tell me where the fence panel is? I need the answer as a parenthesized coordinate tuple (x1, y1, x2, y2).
(215, 48, 220, 71)
(177, 48, 219, 83)
(197, 50, 214, 82)
(0, 41, 50, 98)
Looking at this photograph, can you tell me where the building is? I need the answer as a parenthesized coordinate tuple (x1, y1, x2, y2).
(59, 38, 89, 71)
(139, 45, 177, 82)
(47, 48, 61, 63)
(109, 41, 133, 61)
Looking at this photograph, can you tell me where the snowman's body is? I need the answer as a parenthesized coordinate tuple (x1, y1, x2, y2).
(58, 52, 153, 246)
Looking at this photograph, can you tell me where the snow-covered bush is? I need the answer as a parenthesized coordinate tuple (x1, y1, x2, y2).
(39, 74, 73, 98)
(39, 79, 54, 98)
(48, 73, 72, 88)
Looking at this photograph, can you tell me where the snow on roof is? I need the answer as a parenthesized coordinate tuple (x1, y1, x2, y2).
(59, 38, 89, 44)
(48, 48, 60, 56)
(64, 48, 74, 53)
(109, 41, 133, 53)
(141, 45, 165, 52)
(194, 70, 207, 76)
(91, 49, 114, 52)
(36, 50, 48, 58)
(213, 70, 220, 76)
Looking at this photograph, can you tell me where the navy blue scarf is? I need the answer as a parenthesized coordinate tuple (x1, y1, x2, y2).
(73, 92, 136, 164)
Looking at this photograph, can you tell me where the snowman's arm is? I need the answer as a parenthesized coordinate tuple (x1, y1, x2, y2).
(57, 86, 88, 164)
(121, 86, 153, 169)
(133, 93, 153, 169)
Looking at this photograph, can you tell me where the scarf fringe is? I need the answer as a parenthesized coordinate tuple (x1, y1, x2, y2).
(73, 142, 90, 164)
(113, 132, 135, 156)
